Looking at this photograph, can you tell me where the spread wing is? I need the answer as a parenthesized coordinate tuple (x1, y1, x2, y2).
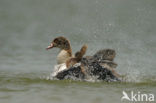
(93, 49, 116, 61)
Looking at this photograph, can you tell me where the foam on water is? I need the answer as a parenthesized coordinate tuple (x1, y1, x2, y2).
(45, 63, 156, 83)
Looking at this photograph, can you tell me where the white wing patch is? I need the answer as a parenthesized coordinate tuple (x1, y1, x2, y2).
(51, 63, 68, 77)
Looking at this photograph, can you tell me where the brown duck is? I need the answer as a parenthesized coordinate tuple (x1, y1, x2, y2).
(46, 36, 120, 81)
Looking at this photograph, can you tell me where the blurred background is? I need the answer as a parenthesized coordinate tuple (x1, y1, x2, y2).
(0, 0, 156, 103)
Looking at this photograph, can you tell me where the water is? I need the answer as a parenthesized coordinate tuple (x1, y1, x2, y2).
(0, 0, 156, 103)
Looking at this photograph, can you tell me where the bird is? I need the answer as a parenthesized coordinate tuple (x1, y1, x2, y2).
(46, 36, 121, 81)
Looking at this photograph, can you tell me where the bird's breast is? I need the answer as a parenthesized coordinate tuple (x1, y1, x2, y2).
(57, 50, 71, 64)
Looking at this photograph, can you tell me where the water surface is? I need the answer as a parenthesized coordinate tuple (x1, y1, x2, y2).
(0, 0, 156, 103)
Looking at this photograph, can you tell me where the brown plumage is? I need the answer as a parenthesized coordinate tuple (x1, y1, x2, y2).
(93, 49, 116, 61)
(46, 36, 120, 80)
(66, 44, 88, 68)
(46, 36, 72, 64)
